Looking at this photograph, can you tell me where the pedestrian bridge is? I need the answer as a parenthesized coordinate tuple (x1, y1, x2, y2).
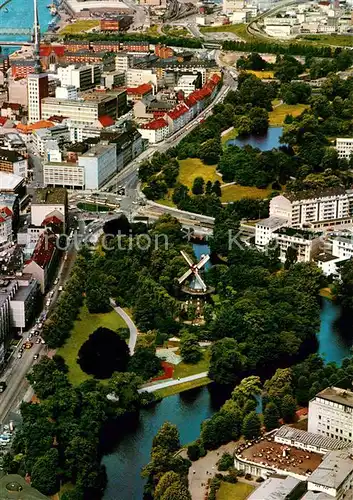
(0, 27, 31, 36)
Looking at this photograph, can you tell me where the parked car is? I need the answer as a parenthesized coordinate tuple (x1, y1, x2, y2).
(35, 338, 41, 344)
(17, 353, 22, 359)
(33, 354, 39, 360)
(24, 342, 33, 349)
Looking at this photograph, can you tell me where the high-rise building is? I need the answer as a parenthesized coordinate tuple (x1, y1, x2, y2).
(27, 0, 49, 123)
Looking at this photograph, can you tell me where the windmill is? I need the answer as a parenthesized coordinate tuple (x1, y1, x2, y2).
(178, 250, 210, 293)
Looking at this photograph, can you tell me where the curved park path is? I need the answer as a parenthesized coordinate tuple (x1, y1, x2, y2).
(110, 299, 137, 355)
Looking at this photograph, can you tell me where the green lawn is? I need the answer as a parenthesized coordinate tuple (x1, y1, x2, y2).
(58, 305, 127, 385)
(246, 69, 274, 79)
(178, 158, 221, 187)
(269, 103, 309, 126)
(154, 376, 210, 398)
(217, 482, 255, 500)
(163, 25, 191, 38)
(298, 33, 353, 47)
(173, 349, 210, 379)
(201, 23, 256, 42)
(77, 202, 111, 212)
(222, 127, 239, 145)
(221, 184, 272, 202)
(60, 20, 99, 34)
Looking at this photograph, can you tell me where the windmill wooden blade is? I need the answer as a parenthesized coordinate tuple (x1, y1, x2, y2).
(181, 250, 194, 267)
(195, 272, 207, 290)
(178, 268, 193, 284)
(196, 254, 210, 269)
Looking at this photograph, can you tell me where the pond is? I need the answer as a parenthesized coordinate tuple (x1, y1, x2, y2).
(226, 126, 283, 151)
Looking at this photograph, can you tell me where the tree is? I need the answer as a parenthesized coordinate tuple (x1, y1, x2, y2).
(180, 332, 202, 364)
(232, 376, 262, 409)
(161, 482, 191, 500)
(187, 443, 201, 461)
(205, 180, 213, 195)
(284, 245, 298, 269)
(337, 259, 353, 311)
(103, 214, 130, 235)
(242, 411, 261, 440)
(77, 327, 130, 379)
(249, 107, 269, 135)
(128, 346, 161, 380)
(295, 375, 310, 406)
(208, 338, 245, 385)
(263, 402, 280, 431)
(192, 176, 205, 195)
(281, 394, 297, 423)
(212, 180, 222, 197)
(155, 471, 181, 499)
(264, 368, 293, 401)
(108, 372, 142, 412)
(152, 422, 180, 454)
(31, 448, 59, 496)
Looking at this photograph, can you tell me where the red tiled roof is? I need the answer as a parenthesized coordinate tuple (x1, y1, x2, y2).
(0, 206, 12, 216)
(99, 115, 115, 127)
(40, 45, 65, 57)
(0, 216, 5, 223)
(47, 115, 66, 123)
(126, 83, 153, 96)
(42, 215, 63, 227)
(0, 117, 7, 126)
(31, 231, 56, 269)
(1, 102, 21, 110)
(167, 103, 189, 120)
(141, 118, 168, 130)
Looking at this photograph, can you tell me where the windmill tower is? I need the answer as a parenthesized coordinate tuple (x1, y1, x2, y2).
(178, 250, 211, 295)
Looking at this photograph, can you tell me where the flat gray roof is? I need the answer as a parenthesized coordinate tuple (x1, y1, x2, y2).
(247, 475, 302, 500)
(309, 448, 353, 490)
(316, 386, 353, 409)
(257, 216, 288, 228)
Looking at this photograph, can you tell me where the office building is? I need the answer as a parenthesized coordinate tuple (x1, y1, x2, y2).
(270, 189, 353, 229)
(41, 94, 118, 126)
(57, 64, 101, 91)
(78, 143, 117, 189)
(44, 162, 85, 189)
(126, 68, 158, 89)
(336, 138, 353, 160)
(308, 386, 353, 443)
(115, 53, 129, 73)
(31, 187, 67, 229)
(9, 276, 40, 330)
(0, 280, 15, 369)
(175, 73, 201, 96)
(0, 149, 27, 178)
(55, 85, 78, 100)
(27, 73, 49, 123)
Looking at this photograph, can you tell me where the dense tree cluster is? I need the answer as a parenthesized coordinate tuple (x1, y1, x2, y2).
(142, 423, 191, 499)
(5, 356, 150, 499)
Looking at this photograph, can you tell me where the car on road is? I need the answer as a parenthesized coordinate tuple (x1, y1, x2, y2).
(35, 338, 41, 344)
(24, 342, 33, 349)
(17, 353, 22, 359)
(0, 381, 7, 393)
(33, 354, 39, 360)
(46, 300, 51, 307)
(41, 339, 46, 344)
(54, 278, 59, 285)
(58, 286, 63, 292)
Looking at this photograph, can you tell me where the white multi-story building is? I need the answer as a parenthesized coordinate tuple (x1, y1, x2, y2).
(336, 138, 353, 160)
(138, 118, 170, 144)
(222, 0, 244, 13)
(43, 162, 85, 189)
(57, 64, 101, 91)
(175, 74, 199, 96)
(42, 98, 99, 125)
(55, 85, 78, 100)
(27, 73, 49, 123)
(308, 386, 353, 443)
(255, 216, 289, 246)
(307, 447, 353, 498)
(78, 143, 117, 190)
(270, 190, 353, 228)
(126, 68, 158, 89)
(0, 281, 14, 369)
(115, 53, 129, 74)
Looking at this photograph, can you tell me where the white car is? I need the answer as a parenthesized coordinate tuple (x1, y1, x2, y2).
(17, 353, 22, 359)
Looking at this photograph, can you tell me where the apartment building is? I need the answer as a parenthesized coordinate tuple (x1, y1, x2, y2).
(57, 64, 101, 91)
(78, 143, 117, 189)
(32, 124, 70, 156)
(115, 53, 130, 73)
(0, 280, 15, 369)
(0, 149, 27, 178)
(23, 230, 59, 293)
(44, 162, 85, 189)
(9, 276, 40, 330)
(336, 138, 353, 160)
(139, 118, 170, 143)
(100, 16, 133, 32)
(270, 189, 353, 228)
(175, 73, 200, 96)
(127, 83, 153, 102)
(308, 386, 353, 443)
(11, 59, 36, 79)
(0, 208, 13, 251)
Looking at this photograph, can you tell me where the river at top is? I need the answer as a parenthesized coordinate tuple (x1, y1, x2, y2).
(0, 0, 52, 52)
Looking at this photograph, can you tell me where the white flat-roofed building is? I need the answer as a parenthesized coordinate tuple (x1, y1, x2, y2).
(42, 98, 99, 125)
(126, 68, 158, 89)
(274, 426, 349, 455)
(336, 138, 353, 160)
(115, 53, 129, 73)
(44, 162, 85, 189)
(307, 447, 353, 498)
(57, 64, 101, 91)
(175, 74, 199, 97)
(247, 475, 304, 500)
(9, 277, 40, 330)
(308, 387, 353, 443)
(270, 189, 353, 228)
(255, 216, 289, 246)
(55, 85, 78, 100)
(78, 143, 117, 190)
(272, 227, 322, 263)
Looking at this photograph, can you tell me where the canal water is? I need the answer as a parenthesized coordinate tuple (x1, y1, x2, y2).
(226, 126, 283, 151)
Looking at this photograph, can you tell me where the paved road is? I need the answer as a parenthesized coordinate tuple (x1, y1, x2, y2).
(109, 300, 138, 355)
(139, 372, 208, 393)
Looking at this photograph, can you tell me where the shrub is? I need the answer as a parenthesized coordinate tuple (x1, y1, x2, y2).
(217, 452, 234, 471)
